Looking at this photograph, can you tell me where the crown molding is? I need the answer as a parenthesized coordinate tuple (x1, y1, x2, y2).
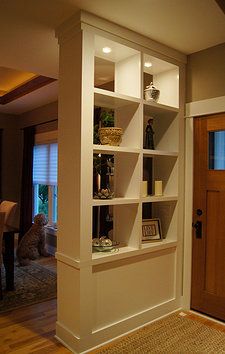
(55, 10, 186, 65)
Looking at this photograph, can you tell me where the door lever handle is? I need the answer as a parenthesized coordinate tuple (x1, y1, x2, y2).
(192, 221, 202, 239)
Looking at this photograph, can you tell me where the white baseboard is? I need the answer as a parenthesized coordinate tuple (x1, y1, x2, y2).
(56, 298, 181, 353)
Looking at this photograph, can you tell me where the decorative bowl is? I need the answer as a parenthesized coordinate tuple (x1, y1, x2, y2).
(98, 127, 123, 146)
(92, 237, 119, 252)
(94, 188, 114, 199)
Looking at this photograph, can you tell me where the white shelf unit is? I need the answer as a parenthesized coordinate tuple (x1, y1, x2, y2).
(92, 34, 181, 257)
(56, 13, 185, 353)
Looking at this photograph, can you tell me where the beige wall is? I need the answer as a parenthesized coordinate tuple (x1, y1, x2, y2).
(20, 101, 58, 128)
(186, 43, 225, 103)
(0, 101, 58, 206)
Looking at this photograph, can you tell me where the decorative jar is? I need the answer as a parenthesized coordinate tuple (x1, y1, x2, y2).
(144, 82, 160, 102)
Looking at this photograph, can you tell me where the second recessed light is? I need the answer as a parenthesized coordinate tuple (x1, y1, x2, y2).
(102, 47, 112, 54)
(144, 62, 152, 68)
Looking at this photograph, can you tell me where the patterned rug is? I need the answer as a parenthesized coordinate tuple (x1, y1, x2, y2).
(95, 312, 225, 353)
(0, 261, 57, 313)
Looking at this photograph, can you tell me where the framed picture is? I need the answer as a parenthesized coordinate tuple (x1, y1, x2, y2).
(142, 218, 162, 242)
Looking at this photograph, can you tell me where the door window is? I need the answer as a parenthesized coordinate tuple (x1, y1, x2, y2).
(208, 130, 225, 170)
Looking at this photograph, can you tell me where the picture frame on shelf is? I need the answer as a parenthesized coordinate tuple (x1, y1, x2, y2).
(142, 218, 162, 242)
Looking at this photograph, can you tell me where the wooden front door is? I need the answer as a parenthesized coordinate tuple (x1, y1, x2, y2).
(192, 113, 225, 321)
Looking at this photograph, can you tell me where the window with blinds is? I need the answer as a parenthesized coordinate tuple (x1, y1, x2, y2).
(33, 143, 58, 185)
(33, 142, 58, 227)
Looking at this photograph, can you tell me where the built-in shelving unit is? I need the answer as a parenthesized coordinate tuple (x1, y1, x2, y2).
(91, 33, 181, 262)
(56, 12, 185, 353)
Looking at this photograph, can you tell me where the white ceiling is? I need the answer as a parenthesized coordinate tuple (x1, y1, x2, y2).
(0, 0, 224, 115)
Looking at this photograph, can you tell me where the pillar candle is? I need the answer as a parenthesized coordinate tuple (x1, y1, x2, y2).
(142, 181, 148, 197)
(154, 180, 163, 196)
(97, 173, 101, 191)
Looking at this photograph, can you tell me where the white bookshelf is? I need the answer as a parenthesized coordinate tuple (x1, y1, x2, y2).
(56, 12, 185, 353)
(92, 34, 181, 260)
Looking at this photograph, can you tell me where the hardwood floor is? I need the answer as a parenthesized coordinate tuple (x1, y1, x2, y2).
(0, 299, 71, 353)
(0, 256, 70, 353)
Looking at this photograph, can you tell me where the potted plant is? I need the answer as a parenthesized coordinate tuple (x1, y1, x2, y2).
(98, 110, 123, 146)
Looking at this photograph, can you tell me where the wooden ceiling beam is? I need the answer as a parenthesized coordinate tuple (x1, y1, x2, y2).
(0, 75, 56, 105)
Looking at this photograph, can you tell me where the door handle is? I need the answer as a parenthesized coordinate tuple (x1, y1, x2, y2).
(192, 221, 202, 239)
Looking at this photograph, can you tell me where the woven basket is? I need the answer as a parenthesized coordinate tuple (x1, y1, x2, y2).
(98, 127, 123, 146)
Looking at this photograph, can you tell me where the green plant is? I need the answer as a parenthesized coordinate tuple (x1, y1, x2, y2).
(100, 110, 114, 127)
(93, 110, 114, 145)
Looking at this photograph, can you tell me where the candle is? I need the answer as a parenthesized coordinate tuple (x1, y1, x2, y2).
(154, 180, 163, 196)
(142, 181, 148, 197)
(97, 173, 101, 191)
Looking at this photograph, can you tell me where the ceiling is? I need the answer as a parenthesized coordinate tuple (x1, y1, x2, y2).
(0, 0, 224, 115)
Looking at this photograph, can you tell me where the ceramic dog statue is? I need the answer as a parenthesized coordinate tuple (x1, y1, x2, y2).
(17, 213, 49, 266)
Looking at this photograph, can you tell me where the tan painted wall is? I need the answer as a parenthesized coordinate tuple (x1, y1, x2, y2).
(186, 43, 225, 103)
(20, 101, 58, 128)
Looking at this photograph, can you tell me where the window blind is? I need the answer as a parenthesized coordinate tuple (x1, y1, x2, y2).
(33, 143, 58, 185)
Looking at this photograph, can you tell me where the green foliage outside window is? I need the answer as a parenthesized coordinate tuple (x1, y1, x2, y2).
(38, 184, 48, 217)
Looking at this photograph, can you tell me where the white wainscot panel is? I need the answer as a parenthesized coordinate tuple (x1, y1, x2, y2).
(92, 249, 176, 331)
(57, 261, 80, 336)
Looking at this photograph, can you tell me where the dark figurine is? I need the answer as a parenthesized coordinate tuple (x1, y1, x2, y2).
(145, 118, 155, 149)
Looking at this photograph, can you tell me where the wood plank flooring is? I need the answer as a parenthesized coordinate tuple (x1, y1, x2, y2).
(0, 256, 70, 353)
(0, 299, 71, 353)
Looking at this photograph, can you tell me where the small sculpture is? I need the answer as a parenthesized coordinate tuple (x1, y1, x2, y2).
(17, 213, 49, 266)
(144, 118, 155, 150)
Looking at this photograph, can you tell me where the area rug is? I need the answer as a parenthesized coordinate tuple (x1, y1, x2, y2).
(0, 261, 56, 313)
(95, 312, 225, 353)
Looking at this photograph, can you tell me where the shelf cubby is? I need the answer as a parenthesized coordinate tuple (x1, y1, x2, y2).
(94, 90, 142, 149)
(142, 200, 178, 242)
(115, 153, 141, 198)
(143, 155, 178, 198)
(143, 54, 179, 108)
(94, 35, 141, 98)
(92, 203, 140, 258)
(93, 152, 141, 199)
(143, 107, 179, 152)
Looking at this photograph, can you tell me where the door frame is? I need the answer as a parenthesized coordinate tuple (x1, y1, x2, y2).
(182, 95, 225, 310)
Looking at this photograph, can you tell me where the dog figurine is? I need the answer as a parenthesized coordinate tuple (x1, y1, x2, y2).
(17, 213, 49, 266)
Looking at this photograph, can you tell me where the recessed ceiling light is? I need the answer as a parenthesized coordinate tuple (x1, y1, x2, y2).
(144, 62, 152, 68)
(102, 47, 112, 54)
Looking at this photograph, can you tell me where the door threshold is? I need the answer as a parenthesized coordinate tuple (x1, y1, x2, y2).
(190, 310, 225, 327)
